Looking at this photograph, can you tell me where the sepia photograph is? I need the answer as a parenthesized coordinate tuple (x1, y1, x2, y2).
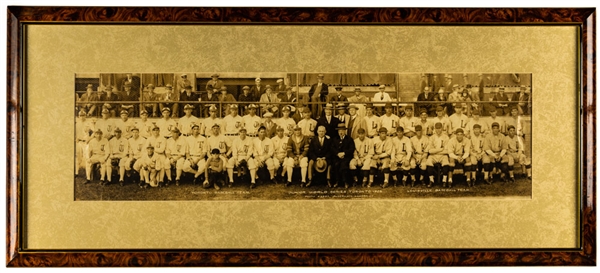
(75, 72, 533, 200)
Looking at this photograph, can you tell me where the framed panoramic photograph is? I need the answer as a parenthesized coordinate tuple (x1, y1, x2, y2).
(6, 6, 596, 266)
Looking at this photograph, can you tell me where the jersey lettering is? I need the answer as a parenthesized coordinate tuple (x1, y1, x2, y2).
(100, 144, 105, 151)
(119, 144, 124, 152)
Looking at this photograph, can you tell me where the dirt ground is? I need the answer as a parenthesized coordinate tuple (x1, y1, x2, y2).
(74, 169, 531, 201)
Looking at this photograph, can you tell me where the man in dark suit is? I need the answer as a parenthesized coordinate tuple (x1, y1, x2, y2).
(250, 78, 265, 100)
(416, 86, 436, 117)
(119, 81, 139, 117)
(200, 88, 220, 117)
(279, 86, 297, 104)
(179, 85, 200, 117)
(308, 74, 329, 118)
(315, 103, 340, 138)
(307, 125, 333, 187)
(100, 85, 121, 117)
(328, 86, 348, 106)
(331, 124, 356, 188)
(512, 85, 530, 115)
(493, 86, 510, 116)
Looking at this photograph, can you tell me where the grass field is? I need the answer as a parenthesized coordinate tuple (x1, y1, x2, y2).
(74, 170, 531, 201)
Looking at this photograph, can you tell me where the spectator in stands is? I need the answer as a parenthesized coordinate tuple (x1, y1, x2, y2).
(433, 88, 448, 116)
(372, 84, 392, 115)
(79, 84, 99, 117)
(416, 86, 436, 117)
(279, 86, 297, 104)
(206, 73, 224, 91)
(100, 85, 120, 117)
(447, 84, 461, 116)
(175, 74, 191, 102)
(218, 86, 236, 117)
(493, 86, 510, 116)
(250, 78, 265, 99)
(259, 85, 280, 115)
(120, 82, 139, 117)
(348, 87, 368, 103)
(512, 85, 530, 115)
(159, 84, 178, 118)
(329, 86, 348, 106)
(200, 88, 220, 117)
(120, 73, 140, 93)
(179, 85, 200, 117)
(140, 84, 159, 117)
(274, 78, 287, 93)
(238, 85, 255, 115)
(308, 74, 329, 118)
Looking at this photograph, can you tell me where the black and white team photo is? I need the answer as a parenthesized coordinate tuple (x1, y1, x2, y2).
(74, 72, 532, 200)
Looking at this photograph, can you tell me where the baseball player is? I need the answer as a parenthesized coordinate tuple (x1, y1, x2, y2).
(425, 122, 450, 188)
(464, 109, 489, 138)
(277, 106, 297, 136)
(85, 129, 110, 185)
(106, 127, 129, 186)
(206, 123, 232, 163)
(363, 103, 381, 138)
(183, 124, 208, 185)
(431, 106, 451, 136)
(399, 105, 420, 138)
(505, 107, 524, 137)
(178, 104, 201, 137)
(297, 108, 317, 138)
(416, 109, 433, 136)
(221, 104, 244, 141)
(350, 128, 374, 187)
(271, 126, 289, 183)
(285, 125, 310, 186)
(468, 124, 486, 186)
(203, 105, 220, 137)
(135, 110, 154, 138)
(505, 125, 532, 181)
(125, 127, 145, 186)
(368, 127, 394, 188)
(137, 144, 163, 188)
(410, 125, 429, 186)
(75, 109, 94, 177)
(252, 126, 277, 186)
(483, 122, 510, 184)
(242, 104, 262, 137)
(95, 108, 115, 140)
(156, 108, 178, 139)
(143, 125, 167, 186)
(446, 128, 471, 187)
(204, 148, 225, 190)
(164, 127, 188, 186)
(390, 126, 415, 187)
(448, 104, 470, 136)
(114, 110, 135, 139)
(485, 106, 506, 135)
(380, 103, 400, 135)
(227, 128, 255, 187)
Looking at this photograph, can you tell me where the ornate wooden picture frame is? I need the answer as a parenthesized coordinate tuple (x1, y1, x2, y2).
(6, 7, 596, 266)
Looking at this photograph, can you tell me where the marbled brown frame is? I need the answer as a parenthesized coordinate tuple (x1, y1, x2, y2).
(6, 7, 596, 266)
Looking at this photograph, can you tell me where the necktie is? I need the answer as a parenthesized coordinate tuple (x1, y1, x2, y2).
(380, 93, 384, 100)
(320, 138, 323, 146)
